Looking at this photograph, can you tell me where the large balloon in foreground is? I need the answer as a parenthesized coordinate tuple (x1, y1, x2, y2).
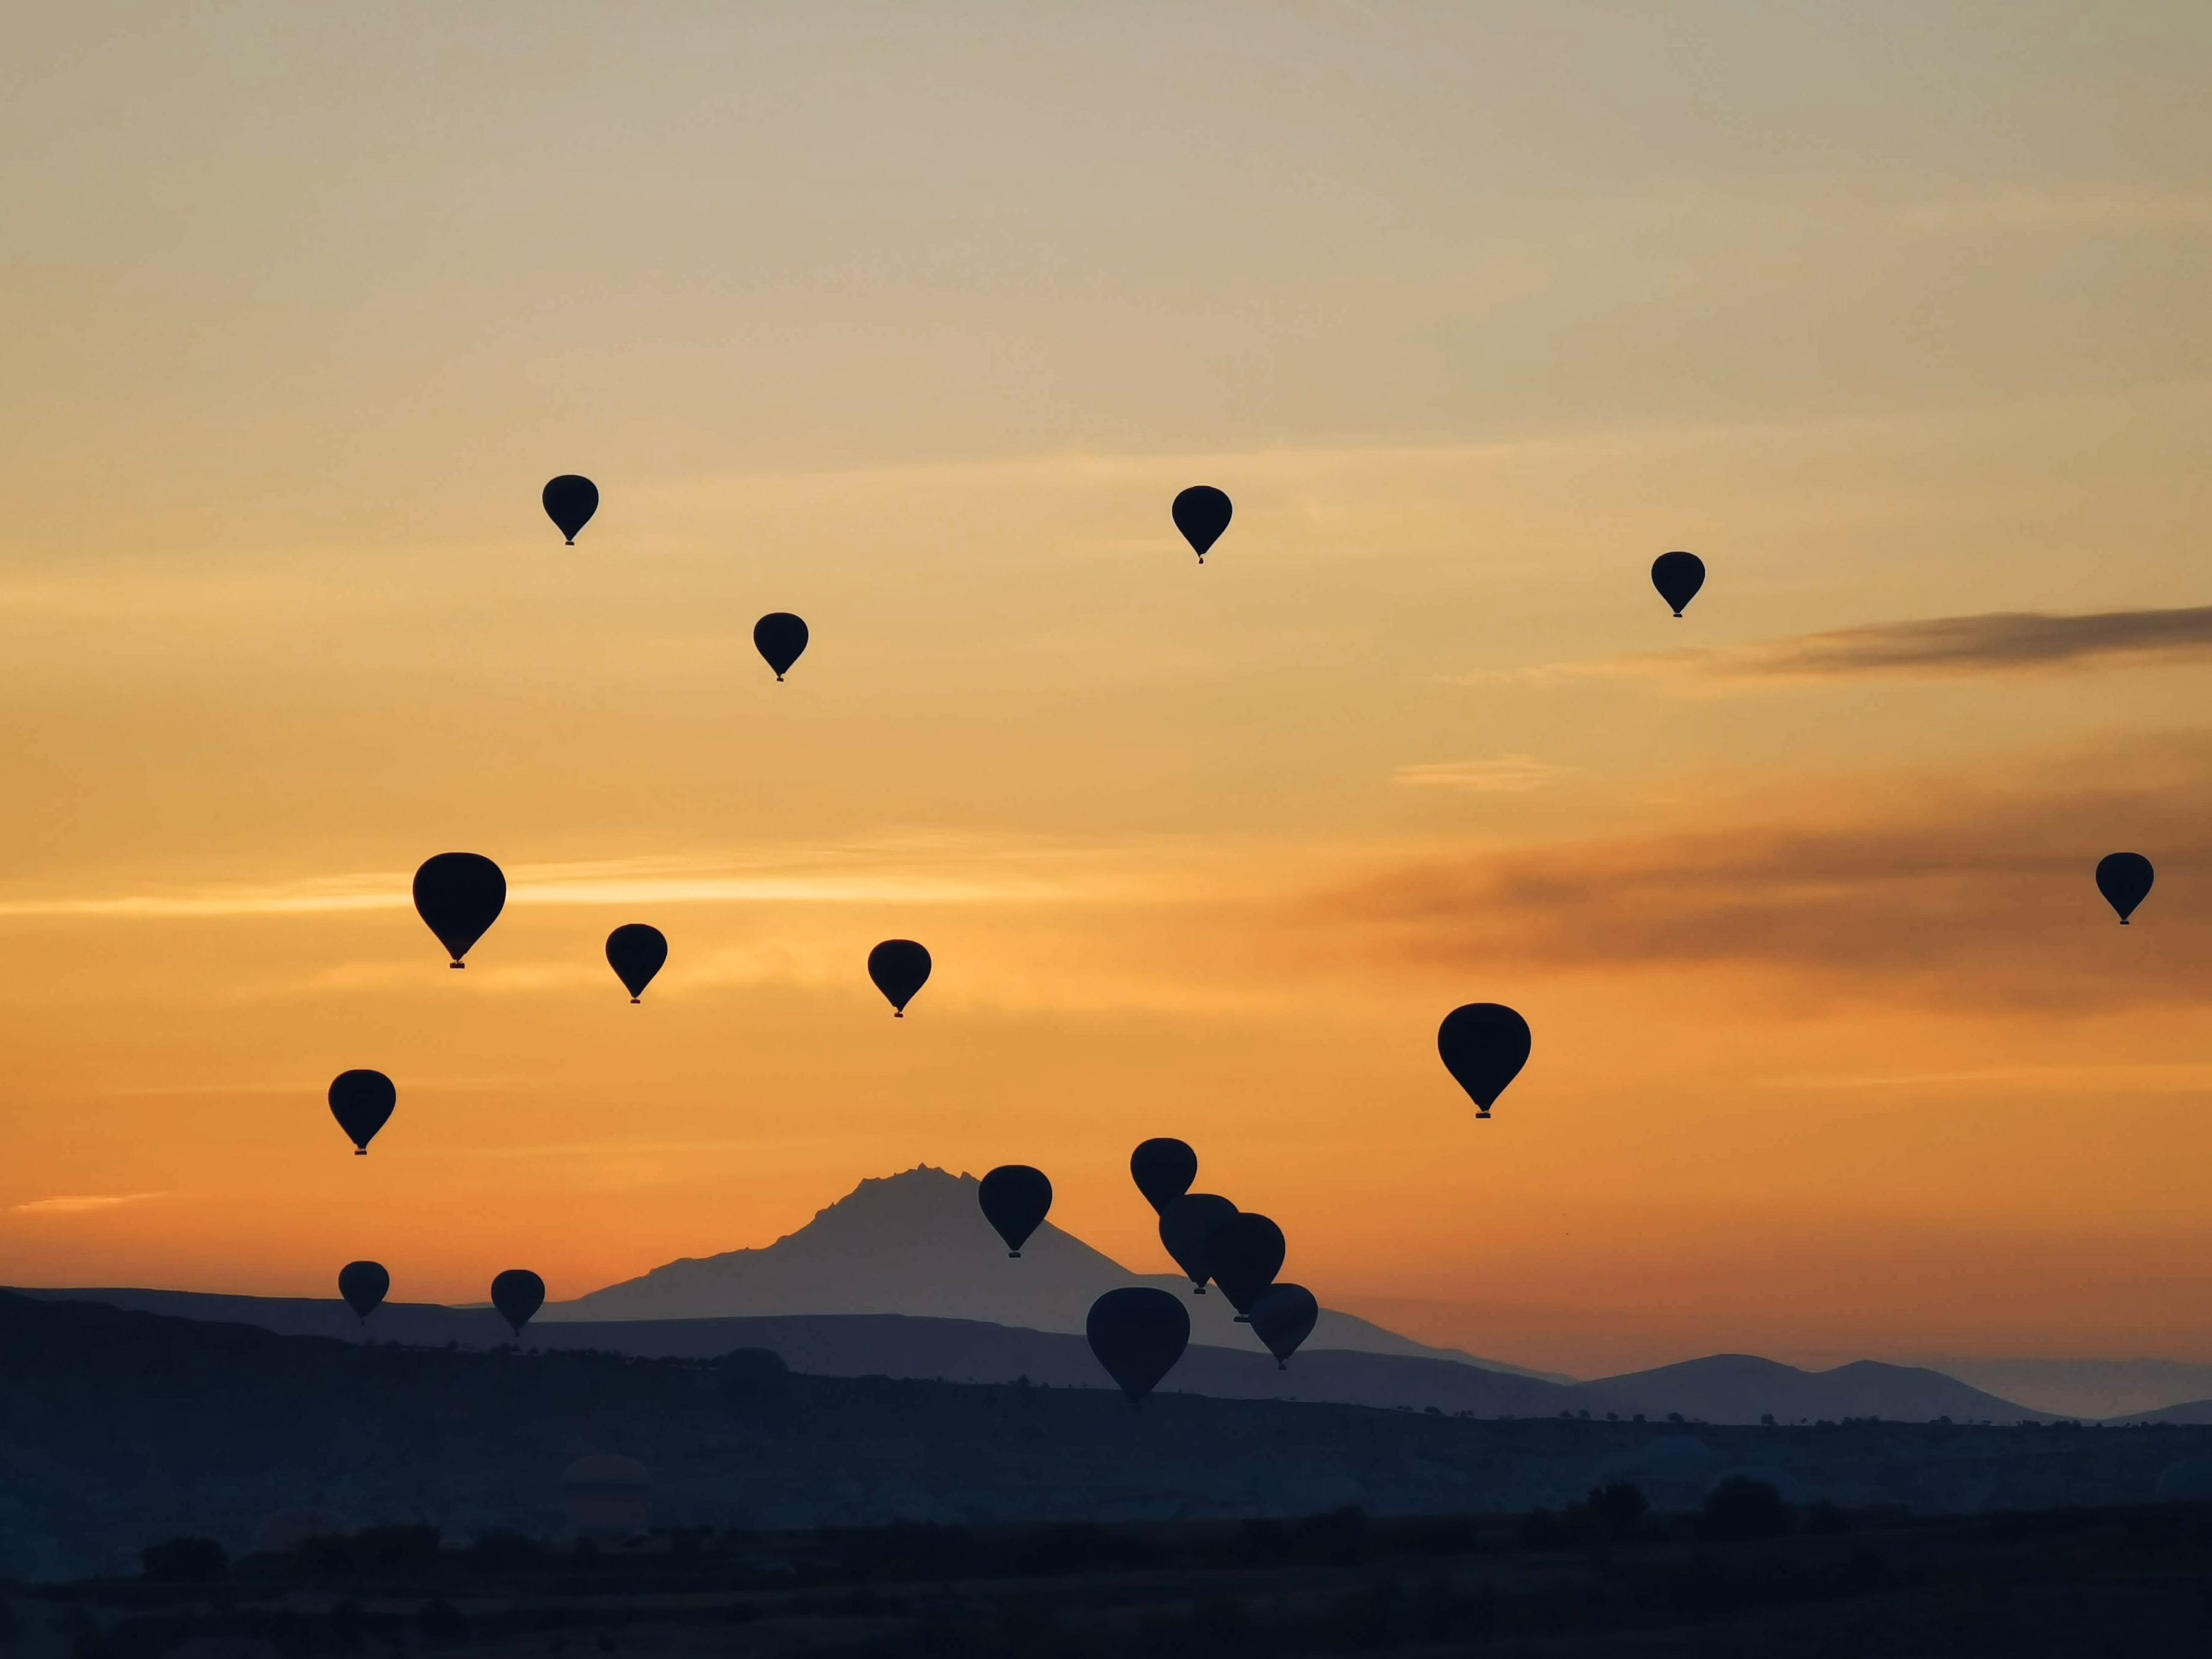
(542, 475, 599, 544)
(605, 923, 668, 1002)
(328, 1070, 396, 1155)
(1158, 1192, 1238, 1293)
(2096, 853, 2154, 925)
(1129, 1138, 1198, 1214)
(868, 939, 932, 1016)
(490, 1269, 545, 1335)
(1171, 486, 1232, 563)
(338, 1260, 389, 1321)
(1208, 1211, 1286, 1318)
(1651, 551, 1705, 617)
(1437, 1002, 1532, 1119)
(413, 853, 507, 968)
(978, 1164, 1053, 1257)
(1086, 1287, 1190, 1404)
(754, 613, 809, 681)
(1248, 1282, 1318, 1369)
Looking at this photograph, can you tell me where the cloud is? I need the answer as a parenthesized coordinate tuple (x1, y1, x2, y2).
(13, 1192, 165, 1215)
(1393, 757, 1576, 792)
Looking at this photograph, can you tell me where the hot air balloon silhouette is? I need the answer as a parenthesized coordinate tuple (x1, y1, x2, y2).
(1086, 1287, 1190, 1403)
(1129, 1138, 1198, 1213)
(978, 1165, 1052, 1256)
(491, 1269, 545, 1335)
(754, 613, 809, 681)
(327, 1070, 395, 1155)
(605, 924, 668, 1002)
(1171, 486, 1232, 563)
(1651, 551, 1704, 617)
(1207, 1212, 1285, 1321)
(338, 1261, 389, 1321)
(412, 853, 506, 968)
(868, 939, 931, 1016)
(1437, 1002, 1532, 1119)
(542, 475, 598, 544)
(1248, 1282, 1318, 1369)
(1158, 1192, 1237, 1293)
(2096, 853, 2154, 924)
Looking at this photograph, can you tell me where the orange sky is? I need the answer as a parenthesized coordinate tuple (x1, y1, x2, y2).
(4, 5, 2211, 1377)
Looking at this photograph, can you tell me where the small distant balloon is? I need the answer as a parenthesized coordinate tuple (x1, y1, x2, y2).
(1208, 1212, 1285, 1319)
(328, 1070, 396, 1155)
(1158, 1192, 1238, 1293)
(605, 923, 668, 1002)
(338, 1261, 390, 1321)
(1651, 551, 1705, 617)
(1171, 486, 1232, 564)
(542, 475, 599, 545)
(868, 939, 931, 1016)
(1085, 1286, 1190, 1404)
(1129, 1138, 1198, 1214)
(491, 1269, 545, 1335)
(412, 853, 506, 968)
(2096, 853, 2154, 924)
(754, 613, 809, 681)
(1248, 1283, 1318, 1370)
(1437, 1002, 1532, 1119)
(978, 1165, 1053, 1257)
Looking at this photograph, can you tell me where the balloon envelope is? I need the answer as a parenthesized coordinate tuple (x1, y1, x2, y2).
(1158, 1192, 1238, 1292)
(1171, 486, 1232, 562)
(868, 939, 931, 1016)
(978, 1164, 1053, 1256)
(338, 1260, 390, 1321)
(1129, 1138, 1198, 1214)
(413, 853, 506, 967)
(1208, 1212, 1286, 1316)
(1651, 551, 1705, 616)
(542, 475, 599, 543)
(754, 612, 809, 680)
(327, 1070, 395, 1155)
(1248, 1283, 1318, 1369)
(1437, 1002, 1532, 1118)
(491, 1269, 545, 1334)
(605, 923, 668, 1001)
(2096, 852, 2154, 924)
(1086, 1287, 1190, 1403)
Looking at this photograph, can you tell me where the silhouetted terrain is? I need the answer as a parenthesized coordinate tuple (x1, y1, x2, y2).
(1579, 1355, 2051, 1427)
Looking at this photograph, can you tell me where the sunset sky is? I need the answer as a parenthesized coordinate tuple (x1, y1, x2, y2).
(4, 3, 2211, 1378)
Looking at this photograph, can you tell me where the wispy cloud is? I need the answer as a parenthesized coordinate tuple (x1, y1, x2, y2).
(1393, 757, 1576, 792)
(12, 1192, 165, 1215)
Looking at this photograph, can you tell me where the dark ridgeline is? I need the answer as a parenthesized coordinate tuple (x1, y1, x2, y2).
(540, 474, 599, 544)
(1128, 1136, 1198, 1213)
(1249, 1282, 1319, 1368)
(411, 853, 507, 968)
(1650, 549, 1705, 616)
(2096, 851, 2154, 923)
(1170, 484, 1232, 563)
(1436, 1002, 1531, 1119)
(866, 939, 931, 1016)
(1207, 1211, 1286, 1321)
(489, 1270, 545, 1336)
(336, 1261, 389, 1321)
(752, 612, 809, 680)
(1157, 1193, 1238, 1294)
(976, 1165, 1052, 1257)
(326, 1070, 395, 1155)
(604, 923, 668, 1002)
(1085, 1286, 1190, 1403)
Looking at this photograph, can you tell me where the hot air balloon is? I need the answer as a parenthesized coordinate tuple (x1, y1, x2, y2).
(1085, 1287, 1190, 1404)
(1436, 1002, 1532, 1119)
(978, 1165, 1052, 1257)
(491, 1269, 545, 1335)
(1158, 1192, 1238, 1293)
(1651, 551, 1704, 617)
(868, 939, 931, 1016)
(1248, 1283, 1318, 1369)
(754, 613, 809, 681)
(2096, 853, 2154, 924)
(542, 475, 599, 545)
(605, 924, 668, 1002)
(1208, 1212, 1285, 1319)
(1171, 486, 1232, 564)
(1129, 1138, 1198, 1214)
(338, 1261, 389, 1322)
(327, 1070, 395, 1155)
(412, 853, 506, 968)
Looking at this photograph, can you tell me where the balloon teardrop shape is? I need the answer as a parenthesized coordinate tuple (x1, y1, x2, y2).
(412, 853, 506, 968)
(338, 1260, 390, 1321)
(1651, 551, 1704, 617)
(542, 475, 599, 544)
(1248, 1282, 1318, 1369)
(754, 613, 809, 681)
(868, 939, 931, 1016)
(327, 1070, 396, 1155)
(978, 1164, 1053, 1257)
(605, 923, 668, 1002)
(490, 1269, 545, 1335)
(1157, 1192, 1238, 1292)
(1172, 486, 1232, 563)
(1129, 1138, 1198, 1214)
(1207, 1211, 1285, 1318)
(2096, 852, 2154, 924)
(1086, 1286, 1190, 1404)
(1436, 1002, 1532, 1119)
